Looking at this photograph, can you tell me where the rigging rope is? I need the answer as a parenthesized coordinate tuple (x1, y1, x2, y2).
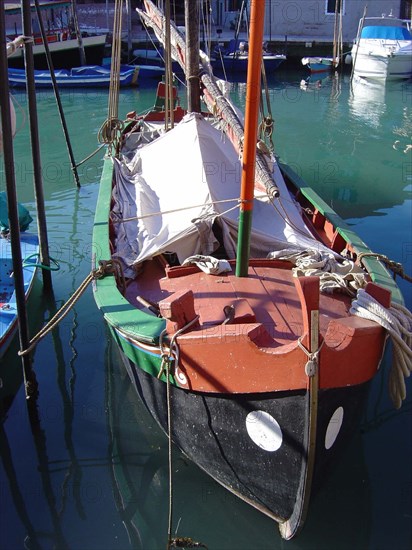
(98, 0, 124, 150)
(110, 196, 257, 224)
(350, 289, 412, 409)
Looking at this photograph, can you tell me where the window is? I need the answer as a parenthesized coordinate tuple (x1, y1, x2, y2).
(227, 1, 242, 11)
(326, 0, 344, 15)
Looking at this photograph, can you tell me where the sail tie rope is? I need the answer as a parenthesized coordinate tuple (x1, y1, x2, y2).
(18, 260, 124, 357)
(350, 288, 412, 409)
(111, 196, 263, 224)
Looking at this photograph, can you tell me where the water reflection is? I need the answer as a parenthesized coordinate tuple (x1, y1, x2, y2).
(0, 290, 75, 550)
(0, 75, 410, 549)
(349, 77, 389, 128)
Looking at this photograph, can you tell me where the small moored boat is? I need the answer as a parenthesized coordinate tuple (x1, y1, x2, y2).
(212, 38, 286, 73)
(0, 194, 38, 358)
(301, 56, 339, 73)
(8, 65, 139, 88)
(5, 1, 107, 69)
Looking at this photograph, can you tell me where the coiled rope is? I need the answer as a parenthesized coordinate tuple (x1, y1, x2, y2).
(350, 289, 412, 409)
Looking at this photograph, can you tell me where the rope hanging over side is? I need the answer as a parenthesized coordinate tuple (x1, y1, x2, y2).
(18, 260, 124, 357)
(358, 252, 412, 283)
(350, 289, 412, 409)
(157, 312, 204, 550)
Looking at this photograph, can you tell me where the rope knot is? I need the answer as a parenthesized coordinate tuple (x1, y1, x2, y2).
(92, 259, 126, 291)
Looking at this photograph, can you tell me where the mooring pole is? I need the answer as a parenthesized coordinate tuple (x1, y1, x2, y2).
(0, 7, 38, 399)
(34, 0, 81, 189)
(70, 0, 87, 66)
(22, 0, 53, 292)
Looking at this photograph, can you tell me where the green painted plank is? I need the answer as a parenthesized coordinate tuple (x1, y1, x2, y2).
(93, 155, 165, 344)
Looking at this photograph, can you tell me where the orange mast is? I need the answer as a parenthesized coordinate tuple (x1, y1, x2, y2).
(235, 0, 265, 277)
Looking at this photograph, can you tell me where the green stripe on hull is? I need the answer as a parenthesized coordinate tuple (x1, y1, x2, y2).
(93, 155, 166, 344)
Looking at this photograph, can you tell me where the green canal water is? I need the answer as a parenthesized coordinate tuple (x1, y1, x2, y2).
(0, 70, 411, 549)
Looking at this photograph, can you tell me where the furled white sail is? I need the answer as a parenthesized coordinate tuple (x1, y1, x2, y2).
(112, 113, 323, 276)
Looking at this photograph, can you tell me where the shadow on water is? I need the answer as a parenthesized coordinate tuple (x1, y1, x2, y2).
(0, 286, 84, 550)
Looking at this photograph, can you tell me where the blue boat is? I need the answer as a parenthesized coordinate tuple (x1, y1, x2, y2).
(301, 56, 339, 73)
(211, 39, 286, 73)
(8, 65, 139, 88)
(0, 195, 38, 358)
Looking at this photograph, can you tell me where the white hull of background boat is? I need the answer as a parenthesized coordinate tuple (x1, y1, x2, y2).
(352, 49, 412, 80)
(351, 15, 412, 80)
(301, 57, 338, 73)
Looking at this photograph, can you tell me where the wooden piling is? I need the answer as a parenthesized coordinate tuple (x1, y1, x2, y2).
(21, 0, 53, 291)
(0, 5, 37, 398)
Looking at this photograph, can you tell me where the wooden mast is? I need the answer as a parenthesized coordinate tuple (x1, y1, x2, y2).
(184, 0, 200, 113)
(235, 0, 265, 277)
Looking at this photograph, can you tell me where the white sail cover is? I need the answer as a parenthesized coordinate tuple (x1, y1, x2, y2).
(112, 113, 323, 276)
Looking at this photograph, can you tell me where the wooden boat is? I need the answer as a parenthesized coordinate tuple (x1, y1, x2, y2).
(8, 65, 139, 89)
(301, 0, 342, 74)
(0, 195, 38, 359)
(93, 0, 409, 540)
(301, 56, 338, 73)
(132, 48, 184, 75)
(350, 12, 412, 80)
(212, 38, 286, 74)
(5, 1, 107, 69)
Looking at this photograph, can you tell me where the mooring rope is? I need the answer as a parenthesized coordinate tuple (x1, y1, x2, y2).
(350, 288, 412, 409)
(18, 260, 123, 357)
(157, 314, 204, 549)
(358, 252, 412, 283)
(75, 143, 106, 167)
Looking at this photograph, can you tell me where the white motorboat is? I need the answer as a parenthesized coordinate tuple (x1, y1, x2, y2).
(351, 13, 412, 80)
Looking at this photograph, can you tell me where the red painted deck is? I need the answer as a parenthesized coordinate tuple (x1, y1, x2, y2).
(125, 258, 351, 345)
(122, 257, 386, 393)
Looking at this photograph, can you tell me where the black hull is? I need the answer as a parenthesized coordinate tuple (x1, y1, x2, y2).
(119, 351, 369, 529)
(7, 44, 105, 70)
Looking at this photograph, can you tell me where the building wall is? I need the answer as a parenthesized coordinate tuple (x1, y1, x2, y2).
(213, 1, 407, 43)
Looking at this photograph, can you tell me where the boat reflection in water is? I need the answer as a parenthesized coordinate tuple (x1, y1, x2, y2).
(349, 76, 389, 128)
